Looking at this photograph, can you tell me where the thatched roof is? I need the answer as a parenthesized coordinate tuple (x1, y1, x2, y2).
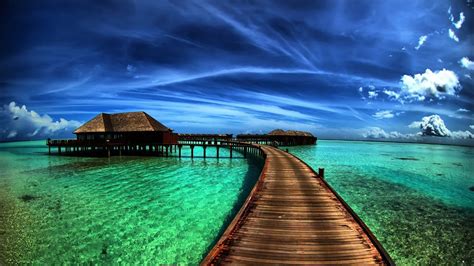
(268, 129, 314, 137)
(74, 112, 170, 133)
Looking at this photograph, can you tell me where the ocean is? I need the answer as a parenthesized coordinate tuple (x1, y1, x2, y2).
(0, 140, 473, 264)
(0, 140, 263, 264)
(285, 140, 474, 265)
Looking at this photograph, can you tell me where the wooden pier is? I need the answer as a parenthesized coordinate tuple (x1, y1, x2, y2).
(202, 145, 393, 265)
(46, 139, 264, 159)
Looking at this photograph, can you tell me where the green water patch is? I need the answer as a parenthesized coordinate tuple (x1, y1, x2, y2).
(0, 141, 263, 264)
(286, 140, 474, 265)
(332, 174, 474, 265)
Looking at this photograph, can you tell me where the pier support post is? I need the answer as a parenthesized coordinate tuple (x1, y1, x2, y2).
(58, 147, 61, 154)
(216, 146, 219, 158)
(244, 146, 247, 158)
(190, 145, 194, 159)
(229, 145, 233, 158)
(178, 145, 182, 158)
(48, 146, 51, 155)
(318, 168, 325, 179)
(203, 145, 207, 159)
(165, 145, 169, 157)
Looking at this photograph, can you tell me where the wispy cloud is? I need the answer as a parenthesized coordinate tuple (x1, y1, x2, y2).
(415, 35, 427, 50)
(1, 0, 473, 143)
(448, 29, 459, 42)
(373, 110, 394, 119)
(459, 57, 474, 70)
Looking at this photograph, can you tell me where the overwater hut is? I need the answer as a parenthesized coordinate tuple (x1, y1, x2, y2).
(237, 129, 317, 146)
(47, 112, 178, 156)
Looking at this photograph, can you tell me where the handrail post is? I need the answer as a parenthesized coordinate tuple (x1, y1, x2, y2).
(318, 168, 324, 179)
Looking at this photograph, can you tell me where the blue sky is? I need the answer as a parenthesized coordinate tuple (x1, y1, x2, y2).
(0, 0, 473, 144)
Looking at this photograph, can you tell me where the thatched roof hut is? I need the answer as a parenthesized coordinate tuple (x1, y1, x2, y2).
(268, 129, 314, 137)
(74, 112, 171, 134)
(236, 129, 316, 145)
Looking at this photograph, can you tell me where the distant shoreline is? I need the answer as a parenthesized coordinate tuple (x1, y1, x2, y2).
(1, 137, 473, 148)
(317, 138, 474, 148)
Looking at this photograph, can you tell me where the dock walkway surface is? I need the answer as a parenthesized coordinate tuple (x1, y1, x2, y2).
(203, 145, 392, 265)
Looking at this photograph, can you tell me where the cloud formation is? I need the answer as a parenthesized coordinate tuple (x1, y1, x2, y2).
(0, 102, 81, 141)
(409, 114, 473, 139)
(368, 91, 378, 99)
(448, 29, 459, 42)
(373, 110, 394, 119)
(450, 130, 474, 139)
(0, 1, 472, 144)
(400, 69, 460, 101)
(409, 115, 451, 137)
(362, 127, 414, 139)
(452, 12, 465, 29)
(415, 35, 427, 50)
(363, 115, 474, 141)
(459, 57, 474, 70)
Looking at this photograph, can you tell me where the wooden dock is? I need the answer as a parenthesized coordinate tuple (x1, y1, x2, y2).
(202, 145, 393, 265)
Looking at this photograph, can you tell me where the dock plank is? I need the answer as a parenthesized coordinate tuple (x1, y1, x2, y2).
(202, 145, 392, 265)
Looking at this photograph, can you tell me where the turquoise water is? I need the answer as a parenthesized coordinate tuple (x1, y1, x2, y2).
(286, 140, 474, 265)
(0, 141, 263, 264)
(1, 140, 473, 265)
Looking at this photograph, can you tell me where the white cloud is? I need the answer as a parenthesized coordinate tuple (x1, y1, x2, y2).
(0, 102, 82, 141)
(470, 125, 474, 130)
(362, 127, 415, 139)
(400, 69, 460, 101)
(409, 115, 450, 137)
(126, 64, 137, 73)
(453, 12, 465, 29)
(7, 131, 17, 139)
(415, 35, 428, 50)
(450, 130, 474, 139)
(368, 91, 378, 99)
(459, 57, 474, 70)
(373, 110, 394, 119)
(383, 89, 400, 100)
(448, 29, 459, 42)
(358, 87, 363, 92)
(408, 114, 473, 139)
(457, 108, 469, 112)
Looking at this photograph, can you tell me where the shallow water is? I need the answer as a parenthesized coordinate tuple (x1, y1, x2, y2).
(0, 141, 263, 264)
(286, 140, 474, 265)
(2, 140, 473, 265)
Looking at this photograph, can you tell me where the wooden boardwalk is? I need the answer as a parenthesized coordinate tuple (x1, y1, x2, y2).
(202, 145, 393, 265)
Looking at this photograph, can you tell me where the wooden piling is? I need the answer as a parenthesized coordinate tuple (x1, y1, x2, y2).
(318, 167, 325, 179)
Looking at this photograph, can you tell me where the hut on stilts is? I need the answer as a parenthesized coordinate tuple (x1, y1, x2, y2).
(47, 112, 178, 157)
